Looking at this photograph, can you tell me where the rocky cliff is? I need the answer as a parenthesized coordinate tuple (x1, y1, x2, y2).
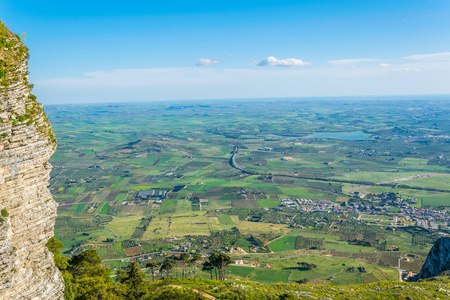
(417, 237, 450, 280)
(0, 22, 64, 299)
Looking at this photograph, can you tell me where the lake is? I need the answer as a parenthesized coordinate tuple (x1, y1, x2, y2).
(302, 131, 371, 140)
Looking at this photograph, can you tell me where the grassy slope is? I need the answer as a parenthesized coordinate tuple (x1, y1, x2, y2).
(149, 275, 450, 300)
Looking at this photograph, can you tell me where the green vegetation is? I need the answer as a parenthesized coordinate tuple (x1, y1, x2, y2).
(252, 269, 291, 284)
(202, 253, 234, 281)
(1, 209, 9, 217)
(269, 235, 297, 252)
(47, 239, 450, 299)
(226, 265, 254, 277)
(44, 100, 449, 286)
(257, 199, 280, 208)
(98, 202, 111, 215)
(216, 213, 234, 225)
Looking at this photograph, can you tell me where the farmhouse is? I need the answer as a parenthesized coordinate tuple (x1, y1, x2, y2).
(138, 190, 155, 199)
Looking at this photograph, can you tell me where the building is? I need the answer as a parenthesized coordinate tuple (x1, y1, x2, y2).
(138, 190, 155, 199)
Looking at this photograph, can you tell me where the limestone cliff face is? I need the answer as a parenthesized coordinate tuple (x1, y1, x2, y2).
(417, 237, 450, 280)
(0, 22, 64, 299)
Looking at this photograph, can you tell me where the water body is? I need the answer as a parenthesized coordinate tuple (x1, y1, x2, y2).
(303, 131, 371, 140)
(269, 131, 371, 141)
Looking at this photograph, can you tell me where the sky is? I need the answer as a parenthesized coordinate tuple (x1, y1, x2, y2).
(1, 0, 450, 104)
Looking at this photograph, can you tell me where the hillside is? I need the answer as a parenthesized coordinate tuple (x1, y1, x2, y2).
(46, 238, 450, 299)
(147, 275, 450, 299)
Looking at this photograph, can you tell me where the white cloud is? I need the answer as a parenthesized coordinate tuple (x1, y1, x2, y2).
(35, 58, 450, 104)
(378, 63, 419, 72)
(395, 68, 420, 72)
(256, 56, 311, 67)
(328, 58, 375, 65)
(403, 52, 450, 61)
(196, 58, 219, 66)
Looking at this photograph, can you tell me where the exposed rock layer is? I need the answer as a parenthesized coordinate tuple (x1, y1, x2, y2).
(0, 22, 64, 299)
(417, 237, 450, 280)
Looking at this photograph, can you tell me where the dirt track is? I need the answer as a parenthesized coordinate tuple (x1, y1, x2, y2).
(379, 173, 436, 184)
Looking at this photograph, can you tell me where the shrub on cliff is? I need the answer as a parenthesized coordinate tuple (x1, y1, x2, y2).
(46, 237, 74, 300)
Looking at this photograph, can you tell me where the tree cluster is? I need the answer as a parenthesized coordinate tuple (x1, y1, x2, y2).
(296, 261, 317, 271)
(47, 237, 149, 300)
(201, 253, 234, 281)
(158, 253, 203, 279)
(46, 238, 233, 299)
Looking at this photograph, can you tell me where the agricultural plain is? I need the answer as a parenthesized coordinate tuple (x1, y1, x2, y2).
(47, 99, 450, 284)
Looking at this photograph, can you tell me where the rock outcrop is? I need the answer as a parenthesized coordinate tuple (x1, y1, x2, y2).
(0, 22, 64, 299)
(417, 237, 450, 280)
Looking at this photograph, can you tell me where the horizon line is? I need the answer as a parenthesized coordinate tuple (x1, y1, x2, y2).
(42, 93, 450, 106)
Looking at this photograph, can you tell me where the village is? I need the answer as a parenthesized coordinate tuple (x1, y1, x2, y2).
(277, 192, 450, 231)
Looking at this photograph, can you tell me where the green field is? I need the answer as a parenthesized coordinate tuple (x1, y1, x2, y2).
(98, 202, 110, 215)
(269, 235, 297, 252)
(161, 199, 178, 214)
(216, 214, 234, 225)
(226, 255, 399, 285)
(46, 99, 449, 281)
(257, 199, 280, 208)
(226, 266, 254, 278)
(70, 203, 87, 214)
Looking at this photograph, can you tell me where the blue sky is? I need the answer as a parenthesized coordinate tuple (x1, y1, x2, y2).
(2, 0, 450, 104)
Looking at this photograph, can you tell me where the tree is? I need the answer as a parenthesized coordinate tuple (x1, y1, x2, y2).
(160, 258, 175, 279)
(201, 261, 214, 280)
(190, 254, 202, 279)
(68, 249, 122, 300)
(118, 261, 147, 300)
(209, 253, 220, 280)
(46, 237, 74, 300)
(178, 253, 190, 278)
(68, 249, 103, 276)
(46, 237, 69, 270)
(297, 262, 317, 270)
(216, 253, 234, 281)
(146, 261, 159, 282)
(208, 253, 234, 281)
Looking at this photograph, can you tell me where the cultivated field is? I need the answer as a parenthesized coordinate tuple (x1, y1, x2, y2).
(47, 99, 450, 284)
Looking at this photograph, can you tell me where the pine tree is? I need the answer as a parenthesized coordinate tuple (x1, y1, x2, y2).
(178, 253, 190, 278)
(201, 261, 214, 280)
(119, 261, 147, 300)
(146, 261, 159, 282)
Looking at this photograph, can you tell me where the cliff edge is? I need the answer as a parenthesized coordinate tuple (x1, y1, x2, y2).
(0, 21, 64, 299)
(417, 237, 450, 280)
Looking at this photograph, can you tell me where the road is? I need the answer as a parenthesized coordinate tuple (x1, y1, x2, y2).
(379, 173, 436, 184)
(229, 145, 245, 171)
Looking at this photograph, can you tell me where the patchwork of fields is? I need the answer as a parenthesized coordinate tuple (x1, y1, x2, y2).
(47, 99, 450, 284)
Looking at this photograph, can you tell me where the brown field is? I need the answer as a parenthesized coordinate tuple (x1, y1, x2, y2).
(118, 149, 132, 153)
(123, 246, 142, 257)
(106, 190, 120, 202)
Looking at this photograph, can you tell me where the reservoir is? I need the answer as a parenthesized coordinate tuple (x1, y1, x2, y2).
(302, 131, 371, 140)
